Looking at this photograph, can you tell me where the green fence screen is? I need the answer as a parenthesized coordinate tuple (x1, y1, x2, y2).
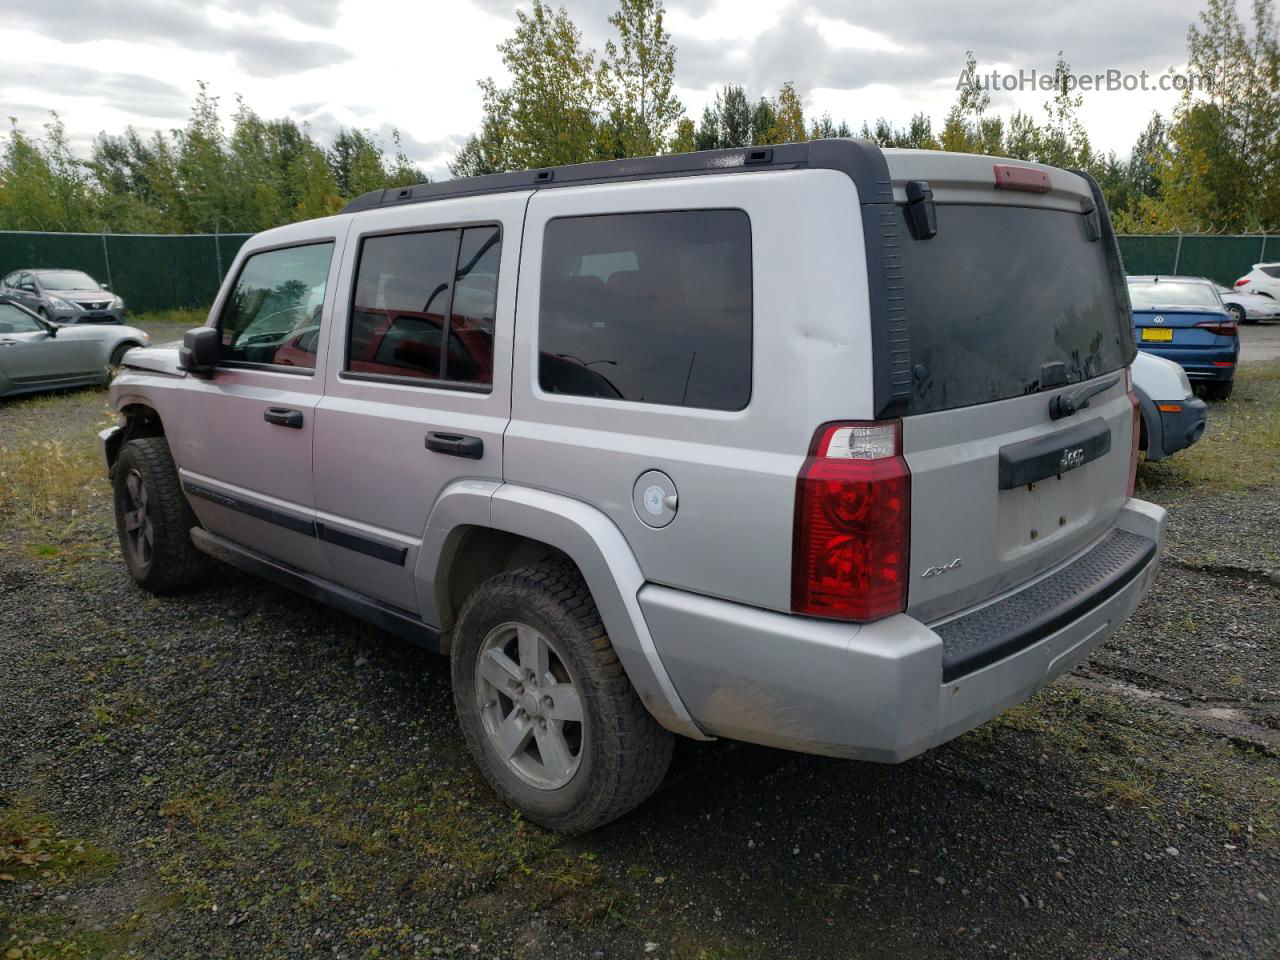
(1116, 234, 1274, 287)
(0, 231, 252, 314)
(1, 229, 1274, 315)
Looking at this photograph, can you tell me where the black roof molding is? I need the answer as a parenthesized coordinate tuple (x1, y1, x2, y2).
(341, 138, 892, 214)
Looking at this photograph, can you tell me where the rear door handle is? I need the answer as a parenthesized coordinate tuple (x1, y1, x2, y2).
(426, 431, 484, 459)
(264, 407, 304, 429)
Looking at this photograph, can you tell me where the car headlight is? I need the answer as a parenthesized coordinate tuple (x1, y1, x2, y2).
(1176, 365, 1193, 398)
(49, 296, 74, 311)
(139, 332, 150, 344)
(111, 295, 124, 309)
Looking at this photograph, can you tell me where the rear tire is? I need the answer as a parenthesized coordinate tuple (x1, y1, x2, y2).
(451, 559, 673, 833)
(111, 437, 210, 592)
(1202, 380, 1234, 402)
(1225, 303, 1250, 325)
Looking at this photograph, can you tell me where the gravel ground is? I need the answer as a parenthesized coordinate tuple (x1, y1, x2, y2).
(1238, 322, 1280, 365)
(1, 361, 1277, 959)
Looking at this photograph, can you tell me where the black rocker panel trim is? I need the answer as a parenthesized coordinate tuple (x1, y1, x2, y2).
(182, 480, 407, 566)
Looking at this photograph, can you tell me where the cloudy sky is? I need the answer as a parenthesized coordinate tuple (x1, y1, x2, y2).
(3, 0, 1207, 180)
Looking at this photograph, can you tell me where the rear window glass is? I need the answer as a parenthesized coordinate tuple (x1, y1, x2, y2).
(1127, 280, 1220, 309)
(538, 210, 752, 411)
(898, 205, 1130, 413)
(1261, 265, 1280, 278)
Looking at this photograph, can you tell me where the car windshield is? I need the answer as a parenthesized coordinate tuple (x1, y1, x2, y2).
(36, 270, 99, 289)
(1127, 280, 1220, 309)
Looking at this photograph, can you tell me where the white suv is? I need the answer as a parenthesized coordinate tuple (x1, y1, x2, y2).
(100, 140, 1166, 832)
(1233, 262, 1280, 299)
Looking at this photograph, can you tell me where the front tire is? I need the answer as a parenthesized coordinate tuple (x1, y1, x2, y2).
(1225, 303, 1249, 325)
(451, 560, 673, 833)
(1201, 380, 1234, 401)
(108, 341, 137, 369)
(111, 437, 210, 592)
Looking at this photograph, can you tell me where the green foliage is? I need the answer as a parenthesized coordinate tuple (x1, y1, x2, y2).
(0, 84, 427, 234)
(1116, 0, 1280, 232)
(599, 0, 684, 156)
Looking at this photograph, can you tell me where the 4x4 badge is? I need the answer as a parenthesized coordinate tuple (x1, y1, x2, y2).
(921, 557, 963, 578)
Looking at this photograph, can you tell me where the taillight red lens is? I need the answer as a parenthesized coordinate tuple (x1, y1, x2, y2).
(1126, 369, 1140, 498)
(1194, 319, 1238, 336)
(1235, 279, 1250, 287)
(792, 421, 910, 622)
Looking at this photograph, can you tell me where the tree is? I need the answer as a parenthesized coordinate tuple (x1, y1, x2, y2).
(669, 116, 696, 154)
(0, 115, 98, 231)
(763, 82, 806, 143)
(598, 0, 683, 156)
(465, 1, 598, 171)
(1124, 0, 1280, 231)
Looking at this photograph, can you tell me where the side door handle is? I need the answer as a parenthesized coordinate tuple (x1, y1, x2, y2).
(264, 407, 304, 429)
(426, 431, 484, 459)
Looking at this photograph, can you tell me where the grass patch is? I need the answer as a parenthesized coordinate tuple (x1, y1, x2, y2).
(0, 802, 114, 886)
(978, 685, 1279, 840)
(1138, 360, 1280, 494)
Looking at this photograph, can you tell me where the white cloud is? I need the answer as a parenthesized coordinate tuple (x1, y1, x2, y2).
(0, 0, 1206, 178)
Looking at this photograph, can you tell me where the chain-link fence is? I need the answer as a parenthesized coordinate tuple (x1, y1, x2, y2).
(1116, 234, 1273, 287)
(0, 230, 252, 314)
(2, 229, 1273, 315)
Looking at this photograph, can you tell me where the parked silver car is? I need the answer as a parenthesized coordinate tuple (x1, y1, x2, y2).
(0, 300, 148, 398)
(0, 268, 127, 324)
(99, 141, 1166, 833)
(1217, 285, 1280, 325)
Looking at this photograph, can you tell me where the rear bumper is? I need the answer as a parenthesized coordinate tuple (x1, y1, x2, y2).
(1137, 345, 1237, 381)
(642, 499, 1165, 762)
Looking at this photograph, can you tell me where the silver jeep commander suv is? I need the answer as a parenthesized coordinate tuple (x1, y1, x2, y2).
(101, 140, 1166, 833)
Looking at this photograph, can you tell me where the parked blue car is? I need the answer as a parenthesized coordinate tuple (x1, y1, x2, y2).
(1127, 276, 1240, 401)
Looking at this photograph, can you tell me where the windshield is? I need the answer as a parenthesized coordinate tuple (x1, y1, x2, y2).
(1127, 279, 1220, 309)
(36, 270, 99, 290)
(898, 204, 1132, 413)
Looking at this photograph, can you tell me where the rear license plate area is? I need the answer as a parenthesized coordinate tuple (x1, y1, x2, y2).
(1141, 328, 1173, 342)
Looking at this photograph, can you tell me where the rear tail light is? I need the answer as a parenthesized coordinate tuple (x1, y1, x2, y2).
(1126, 368, 1140, 498)
(792, 421, 910, 622)
(1234, 279, 1250, 287)
(1194, 318, 1238, 336)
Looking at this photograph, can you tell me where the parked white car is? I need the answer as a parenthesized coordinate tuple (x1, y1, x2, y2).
(1131, 351, 1207, 461)
(1218, 285, 1280, 325)
(1232, 262, 1280, 300)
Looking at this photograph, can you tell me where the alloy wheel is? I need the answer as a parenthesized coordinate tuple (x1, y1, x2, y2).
(474, 621, 585, 790)
(121, 469, 154, 568)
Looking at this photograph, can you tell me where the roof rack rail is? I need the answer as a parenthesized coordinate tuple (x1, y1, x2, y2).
(340, 138, 891, 214)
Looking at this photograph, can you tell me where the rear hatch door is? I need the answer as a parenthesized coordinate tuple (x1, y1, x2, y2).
(880, 152, 1137, 625)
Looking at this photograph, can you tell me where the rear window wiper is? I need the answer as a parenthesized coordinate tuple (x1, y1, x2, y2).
(1049, 373, 1121, 420)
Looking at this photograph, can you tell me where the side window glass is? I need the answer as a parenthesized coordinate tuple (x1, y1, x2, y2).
(347, 226, 500, 389)
(446, 226, 500, 386)
(219, 242, 333, 369)
(538, 210, 753, 411)
(0, 303, 43, 333)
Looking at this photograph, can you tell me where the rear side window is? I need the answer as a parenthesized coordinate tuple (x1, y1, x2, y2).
(1261, 265, 1280, 278)
(347, 226, 499, 389)
(899, 205, 1131, 413)
(538, 210, 752, 411)
(219, 242, 333, 370)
